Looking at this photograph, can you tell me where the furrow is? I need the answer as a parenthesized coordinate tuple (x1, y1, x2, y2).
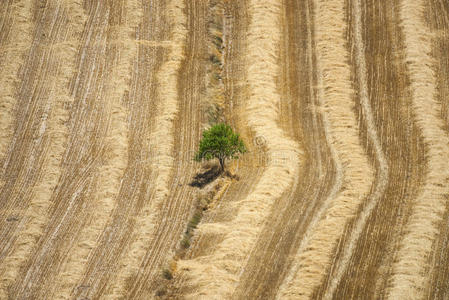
(314, 0, 426, 298)
(0, 0, 33, 166)
(171, 1, 268, 296)
(0, 0, 33, 167)
(322, 0, 389, 297)
(122, 1, 208, 298)
(184, 0, 257, 257)
(231, 0, 336, 297)
(0, 1, 87, 298)
(103, 0, 187, 298)
(424, 0, 449, 298)
(71, 1, 169, 298)
(7, 1, 120, 298)
(387, 0, 449, 298)
(277, 0, 374, 298)
(176, 1, 302, 298)
(45, 1, 143, 299)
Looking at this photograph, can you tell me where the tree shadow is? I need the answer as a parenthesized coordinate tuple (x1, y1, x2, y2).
(189, 165, 222, 188)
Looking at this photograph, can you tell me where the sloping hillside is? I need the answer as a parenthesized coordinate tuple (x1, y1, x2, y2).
(0, 0, 448, 299)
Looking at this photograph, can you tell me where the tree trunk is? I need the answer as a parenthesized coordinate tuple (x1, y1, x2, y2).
(219, 158, 225, 172)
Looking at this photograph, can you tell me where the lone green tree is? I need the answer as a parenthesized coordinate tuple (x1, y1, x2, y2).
(195, 123, 246, 172)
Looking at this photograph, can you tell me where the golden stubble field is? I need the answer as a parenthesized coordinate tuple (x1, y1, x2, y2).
(0, 0, 448, 299)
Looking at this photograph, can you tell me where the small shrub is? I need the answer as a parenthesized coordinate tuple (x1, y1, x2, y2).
(209, 54, 221, 65)
(181, 237, 191, 249)
(162, 269, 173, 280)
(188, 212, 202, 230)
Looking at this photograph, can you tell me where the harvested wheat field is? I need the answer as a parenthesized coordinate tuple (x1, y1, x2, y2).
(0, 0, 448, 299)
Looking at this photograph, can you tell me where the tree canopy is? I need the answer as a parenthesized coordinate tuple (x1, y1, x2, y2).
(194, 123, 246, 172)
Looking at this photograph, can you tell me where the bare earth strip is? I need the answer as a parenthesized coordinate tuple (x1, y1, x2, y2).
(320, 0, 390, 297)
(176, 0, 302, 298)
(0, 0, 33, 166)
(0, 1, 86, 297)
(6, 1, 137, 298)
(187, 0, 267, 258)
(71, 1, 170, 298)
(217, 0, 267, 215)
(232, 0, 338, 298)
(44, 1, 143, 298)
(386, 0, 449, 298)
(179, 0, 261, 263)
(104, 0, 187, 298)
(119, 1, 209, 298)
(315, 0, 427, 298)
(277, 0, 374, 298)
(424, 1, 449, 298)
(172, 1, 269, 297)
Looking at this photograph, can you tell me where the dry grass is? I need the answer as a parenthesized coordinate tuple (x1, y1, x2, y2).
(0, 1, 87, 298)
(104, 1, 187, 298)
(386, 1, 449, 298)
(278, 0, 374, 298)
(0, 0, 33, 170)
(176, 1, 302, 298)
(49, 1, 143, 298)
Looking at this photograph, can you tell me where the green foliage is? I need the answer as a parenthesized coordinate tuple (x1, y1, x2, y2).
(209, 54, 221, 65)
(162, 269, 173, 280)
(187, 212, 202, 232)
(179, 208, 203, 250)
(195, 123, 246, 171)
(181, 237, 191, 249)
